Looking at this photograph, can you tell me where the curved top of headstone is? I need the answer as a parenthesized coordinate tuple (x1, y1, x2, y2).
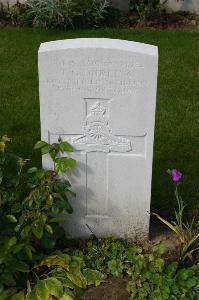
(39, 38, 158, 57)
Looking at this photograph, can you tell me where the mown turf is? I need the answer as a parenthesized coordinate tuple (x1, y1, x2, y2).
(0, 27, 198, 212)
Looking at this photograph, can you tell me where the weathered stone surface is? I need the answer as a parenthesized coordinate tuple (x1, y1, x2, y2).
(38, 38, 158, 239)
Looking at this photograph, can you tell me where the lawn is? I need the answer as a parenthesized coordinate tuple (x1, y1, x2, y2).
(0, 27, 198, 212)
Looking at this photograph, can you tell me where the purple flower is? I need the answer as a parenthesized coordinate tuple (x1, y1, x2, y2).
(171, 169, 182, 182)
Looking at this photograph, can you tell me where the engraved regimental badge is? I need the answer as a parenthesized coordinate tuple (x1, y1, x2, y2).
(69, 101, 132, 153)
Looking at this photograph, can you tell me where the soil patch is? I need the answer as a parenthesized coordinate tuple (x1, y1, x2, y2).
(119, 12, 199, 30)
(83, 277, 130, 300)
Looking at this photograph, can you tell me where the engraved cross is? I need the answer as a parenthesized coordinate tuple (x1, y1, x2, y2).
(68, 98, 133, 222)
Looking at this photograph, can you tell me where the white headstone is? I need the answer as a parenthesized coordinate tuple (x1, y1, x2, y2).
(38, 38, 158, 240)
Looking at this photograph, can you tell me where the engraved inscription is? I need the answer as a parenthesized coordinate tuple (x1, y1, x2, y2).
(44, 55, 147, 96)
(69, 101, 132, 153)
(56, 57, 144, 70)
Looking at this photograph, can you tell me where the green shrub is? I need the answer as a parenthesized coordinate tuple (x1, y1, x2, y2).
(0, 135, 76, 290)
(0, 1, 29, 25)
(74, 237, 199, 299)
(0, 251, 106, 299)
(0, 2, 9, 21)
(74, 0, 111, 28)
(26, 0, 75, 28)
(26, 0, 112, 29)
(1, 0, 119, 29)
(127, 256, 199, 299)
(0, 135, 106, 299)
(129, 0, 161, 19)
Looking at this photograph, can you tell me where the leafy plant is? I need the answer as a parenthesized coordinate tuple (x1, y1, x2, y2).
(0, 135, 76, 291)
(1, 0, 115, 29)
(74, 237, 199, 299)
(0, 251, 106, 299)
(129, 0, 161, 19)
(74, 0, 111, 28)
(25, 0, 111, 29)
(80, 237, 143, 277)
(0, 2, 9, 21)
(151, 169, 199, 262)
(127, 249, 199, 299)
(26, 0, 76, 28)
(8, 1, 28, 25)
(0, 1, 29, 25)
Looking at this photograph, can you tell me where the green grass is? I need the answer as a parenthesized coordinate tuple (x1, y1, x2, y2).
(0, 27, 199, 212)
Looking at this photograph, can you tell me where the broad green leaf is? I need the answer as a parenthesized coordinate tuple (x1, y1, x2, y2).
(51, 143, 60, 151)
(53, 270, 77, 290)
(36, 280, 49, 300)
(42, 235, 56, 250)
(52, 193, 73, 214)
(38, 252, 71, 270)
(185, 277, 197, 288)
(66, 271, 87, 289)
(20, 225, 31, 239)
(53, 179, 71, 193)
(59, 142, 73, 153)
(107, 259, 123, 277)
(60, 294, 74, 300)
(177, 269, 190, 281)
(45, 224, 53, 235)
(41, 144, 51, 155)
(1, 135, 10, 143)
(40, 214, 47, 224)
(11, 290, 24, 300)
(19, 216, 25, 225)
(27, 167, 38, 174)
(66, 189, 76, 198)
(26, 291, 37, 300)
(63, 200, 73, 214)
(66, 257, 87, 289)
(14, 260, 29, 272)
(62, 288, 76, 299)
(5, 215, 17, 223)
(25, 245, 33, 260)
(66, 158, 76, 168)
(7, 237, 17, 248)
(46, 195, 54, 207)
(52, 193, 65, 202)
(51, 206, 60, 215)
(35, 169, 45, 180)
(55, 157, 76, 173)
(0, 141, 5, 152)
(14, 225, 21, 233)
(34, 141, 49, 150)
(152, 242, 167, 256)
(31, 221, 44, 240)
(49, 149, 57, 161)
(83, 269, 106, 286)
(13, 243, 24, 254)
(0, 288, 17, 300)
(0, 270, 16, 286)
(45, 277, 63, 298)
